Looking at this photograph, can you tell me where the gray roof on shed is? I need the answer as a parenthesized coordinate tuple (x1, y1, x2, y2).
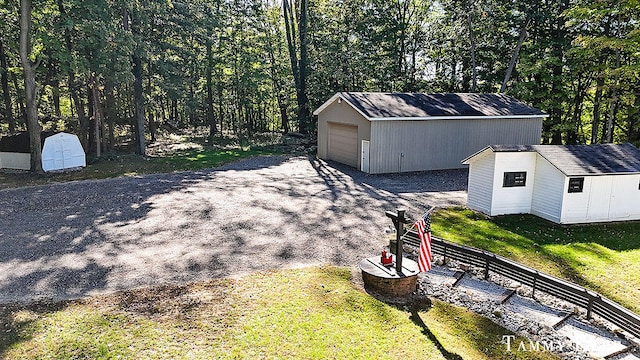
(313, 92, 548, 120)
(466, 143, 640, 176)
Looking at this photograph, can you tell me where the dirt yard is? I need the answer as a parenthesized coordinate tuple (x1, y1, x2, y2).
(0, 156, 467, 303)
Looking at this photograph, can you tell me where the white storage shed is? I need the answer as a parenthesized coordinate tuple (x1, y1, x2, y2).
(314, 92, 547, 174)
(462, 143, 640, 224)
(0, 132, 85, 172)
(41, 132, 86, 172)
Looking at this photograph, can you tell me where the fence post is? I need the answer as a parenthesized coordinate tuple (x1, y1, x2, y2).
(587, 291, 594, 319)
(532, 272, 538, 299)
(484, 253, 490, 280)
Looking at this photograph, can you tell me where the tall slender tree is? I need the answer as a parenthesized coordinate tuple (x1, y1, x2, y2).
(19, 0, 42, 172)
(0, 39, 14, 132)
(283, 0, 310, 133)
(123, 5, 146, 155)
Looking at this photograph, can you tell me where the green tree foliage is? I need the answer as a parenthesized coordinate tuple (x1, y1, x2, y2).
(0, 0, 638, 154)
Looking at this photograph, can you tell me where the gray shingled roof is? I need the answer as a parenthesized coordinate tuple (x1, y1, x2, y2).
(339, 92, 547, 119)
(489, 144, 536, 152)
(487, 143, 640, 176)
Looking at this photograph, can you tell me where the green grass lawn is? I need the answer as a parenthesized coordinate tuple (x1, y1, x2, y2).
(0, 147, 275, 190)
(0, 266, 558, 360)
(432, 208, 640, 314)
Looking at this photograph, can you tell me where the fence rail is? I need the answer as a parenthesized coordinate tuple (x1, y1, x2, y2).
(401, 228, 640, 340)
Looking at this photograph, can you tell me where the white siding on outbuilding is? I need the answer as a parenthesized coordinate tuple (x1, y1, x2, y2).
(465, 144, 640, 224)
(530, 157, 565, 223)
(609, 175, 640, 220)
(560, 174, 640, 224)
(489, 152, 537, 216)
(466, 150, 495, 214)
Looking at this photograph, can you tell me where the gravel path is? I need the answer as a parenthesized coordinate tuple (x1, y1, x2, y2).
(416, 255, 640, 360)
(0, 155, 467, 303)
(418, 257, 640, 360)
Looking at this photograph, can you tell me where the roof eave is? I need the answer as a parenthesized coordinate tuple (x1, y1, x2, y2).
(312, 92, 373, 120)
(563, 171, 640, 177)
(461, 146, 493, 164)
(312, 93, 341, 116)
(371, 114, 549, 121)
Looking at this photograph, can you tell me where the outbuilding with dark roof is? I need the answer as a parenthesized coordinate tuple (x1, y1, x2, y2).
(462, 143, 640, 224)
(313, 92, 547, 173)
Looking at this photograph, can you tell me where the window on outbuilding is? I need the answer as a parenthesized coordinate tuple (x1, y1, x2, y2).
(503, 172, 527, 187)
(568, 177, 584, 193)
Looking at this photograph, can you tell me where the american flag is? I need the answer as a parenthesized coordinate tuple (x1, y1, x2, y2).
(414, 213, 433, 272)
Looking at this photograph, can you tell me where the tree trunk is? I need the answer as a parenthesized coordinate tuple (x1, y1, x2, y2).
(217, 80, 224, 135)
(283, 0, 299, 90)
(606, 92, 618, 143)
(0, 39, 15, 133)
(467, 14, 477, 92)
(87, 84, 95, 152)
(58, 0, 87, 149)
(283, 0, 310, 134)
(51, 79, 61, 118)
(627, 87, 640, 144)
(104, 79, 116, 150)
(149, 111, 156, 142)
(20, 0, 43, 173)
(145, 66, 155, 144)
(605, 49, 622, 143)
(130, 10, 146, 156)
(11, 72, 26, 124)
(49, 63, 61, 118)
(171, 99, 178, 125)
(206, 41, 216, 143)
(71, 78, 88, 149)
(265, 27, 289, 134)
(90, 75, 103, 157)
(547, 6, 566, 145)
(501, 17, 531, 93)
(568, 77, 587, 144)
(297, 0, 310, 133)
(591, 75, 605, 144)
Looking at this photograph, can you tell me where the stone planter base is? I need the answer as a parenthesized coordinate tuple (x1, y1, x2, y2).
(359, 256, 419, 297)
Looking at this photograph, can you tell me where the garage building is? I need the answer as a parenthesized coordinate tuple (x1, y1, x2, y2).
(314, 92, 547, 174)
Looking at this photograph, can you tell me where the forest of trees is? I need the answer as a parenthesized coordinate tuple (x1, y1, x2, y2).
(0, 0, 638, 171)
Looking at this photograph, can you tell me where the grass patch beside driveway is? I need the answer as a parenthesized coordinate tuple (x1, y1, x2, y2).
(0, 266, 556, 359)
(0, 148, 274, 190)
(432, 208, 640, 314)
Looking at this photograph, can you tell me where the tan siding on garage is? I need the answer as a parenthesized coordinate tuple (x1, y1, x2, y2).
(369, 117, 542, 174)
(317, 100, 371, 169)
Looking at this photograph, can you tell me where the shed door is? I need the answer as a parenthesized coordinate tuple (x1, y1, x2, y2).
(587, 177, 612, 220)
(328, 123, 358, 167)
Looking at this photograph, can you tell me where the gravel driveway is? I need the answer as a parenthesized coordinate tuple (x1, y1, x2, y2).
(0, 156, 467, 303)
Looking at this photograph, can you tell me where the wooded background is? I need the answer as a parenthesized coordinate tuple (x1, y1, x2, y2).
(0, 0, 638, 168)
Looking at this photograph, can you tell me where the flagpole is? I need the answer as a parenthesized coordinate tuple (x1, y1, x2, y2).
(395, 209, 406, 274)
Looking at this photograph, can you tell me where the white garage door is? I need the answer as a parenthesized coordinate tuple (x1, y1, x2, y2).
(328, 123, 358, 167)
